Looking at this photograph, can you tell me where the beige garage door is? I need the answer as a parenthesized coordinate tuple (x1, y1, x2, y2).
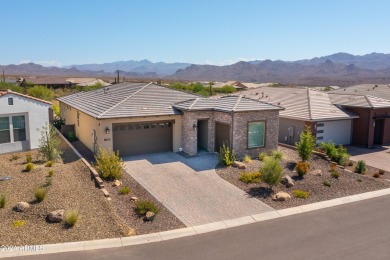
(113, 121, 173, 157)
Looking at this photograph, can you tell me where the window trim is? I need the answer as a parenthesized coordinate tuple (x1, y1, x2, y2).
(0, 114, 28, 144)
(247, 120, 266, 149)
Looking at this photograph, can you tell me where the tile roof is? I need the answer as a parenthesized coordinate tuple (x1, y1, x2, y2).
(332, 84, 390, 101)
(57, 82, 199, 119)
(0, 89, 52, 105)
(329, 93, 390, 108)
(173, 95, 284, 112)
(238, 87, 358, 121)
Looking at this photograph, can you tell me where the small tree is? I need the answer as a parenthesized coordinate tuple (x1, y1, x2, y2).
(38, 125, 62, 161)
(295, 126, 316, 161)
(260, 157, 283, 190)
(219, 143, 235, 166)
(94, 147, 123, 180)
(27, 85, 54, 101)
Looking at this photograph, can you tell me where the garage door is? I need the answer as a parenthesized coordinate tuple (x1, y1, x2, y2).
(113, 121, 173, 157)
(316, 120, 352, 145)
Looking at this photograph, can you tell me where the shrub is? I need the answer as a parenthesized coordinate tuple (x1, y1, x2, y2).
(64, 210, 79, 228)
(46, 161, 53, 167)
(119, 186, 131, 195)
(259, 152, 267, 161)
(379, 169, 385, 175)
(53, 118, 65, 130)
(27, 85, 54, 101)
(26, 152, 32, 163)
(67, 131, 78, 142)
(243, 155, 252, 163)
(330, 162, 337, 171)
(52, 104, 60, 117)
(348, 161, 353, 167)
(320, 141, 351, 166)
(38, 125, 62, 162)
(48, 169, 54, 177)
(293, 190, 309, 199)
(12, 220, 26, 228)
(295, 126, 316, 161)
(338, 153, 350, 167)
(34, 187, 47, 202)
(271, 150, 283, 160)
(373, 173, 380, 178)
(94, 147, 124, 180)
(24, 163, 34, 172)
(295, 161, 309, 177)
(323, 180, 331, 187)
(134, 200, 160, 216)
(355, 160, 366, 174)
(219, 143, 236, 166)
(10, 154, 20, 161)
(239, 172, 261, 184)
(260, 157, 283, 190)
(331, 170, 340, 179)
(0, 194, 6, 208)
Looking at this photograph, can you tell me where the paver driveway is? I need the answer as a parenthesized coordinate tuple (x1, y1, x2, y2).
(123, 152, 274, 226)
(347, 145, 390, 172)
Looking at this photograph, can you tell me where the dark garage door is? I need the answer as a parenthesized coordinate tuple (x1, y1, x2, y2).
(113, 121, 173, 157)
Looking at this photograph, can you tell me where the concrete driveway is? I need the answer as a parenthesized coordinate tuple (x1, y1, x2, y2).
(122, 152, 274, 226)
(347, 145, 390, 172)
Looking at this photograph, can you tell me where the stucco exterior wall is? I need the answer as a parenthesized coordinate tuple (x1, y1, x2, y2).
(278, 118, 305, 145)
(0, 94, 50, 153)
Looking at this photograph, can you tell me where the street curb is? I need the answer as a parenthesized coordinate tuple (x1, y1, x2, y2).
(2, 188, 390, 258)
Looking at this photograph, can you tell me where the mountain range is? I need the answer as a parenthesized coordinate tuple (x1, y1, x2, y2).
(2, 52, 390, 86)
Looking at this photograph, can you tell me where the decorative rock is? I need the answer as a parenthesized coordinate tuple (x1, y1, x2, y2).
(130, 196, 138, 202)
(13, 202, 30, 212)
(281, 175, 294, 187)
(144, 211, 155, 221)
(0, 176, 12, 181)
(272, 192, 291, 201)
(113, 180, 122, 187)
(47, 209, 65, 223)
(233, 161, 246, 169)
(312, 169, 322, 176)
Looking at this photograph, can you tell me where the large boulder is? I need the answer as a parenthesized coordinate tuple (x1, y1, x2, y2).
(281, 175, 294, 187)
(233, 161, 246, 169)
(13, 202, 30, 212)
(47, 209, 65, 223)
(144, 211, 156, 221)
(272, 192, 291, 201)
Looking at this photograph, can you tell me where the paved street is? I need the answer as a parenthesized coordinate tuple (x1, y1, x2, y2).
(348, 145, 390, 172)
(122, 152, 273, 226)
(8, 194, 390, 260)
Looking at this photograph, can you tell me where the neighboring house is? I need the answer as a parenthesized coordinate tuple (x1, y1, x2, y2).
(58, 82, 283, 158)
(66, 78, 111, 87)
(17, 77, 73, 88)
(0, 90, 51, 154)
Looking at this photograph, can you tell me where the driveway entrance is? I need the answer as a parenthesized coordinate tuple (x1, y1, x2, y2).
(123, 152, 274, 226)
(347, 145, 390, 172)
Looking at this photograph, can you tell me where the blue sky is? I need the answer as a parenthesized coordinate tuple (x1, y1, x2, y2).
(2, 0, 390, 66)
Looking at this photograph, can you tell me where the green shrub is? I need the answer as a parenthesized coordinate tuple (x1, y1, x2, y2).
(320, 141, 351, 166)
(134, 200, 160, 216)
(295, 126, 316, 161)
(0, 194, 6, 208)
(259, 152, 267, 161)
(94, 147, 124, 180)
(38, 125, 62, 161)
(293, 190, 309, 199)
(46, 161, 53, 167)
(24, 163, 34, 172)
(379, 169, 385, 175)
(260, 157, 283, 190)
(53, 118, 65, 130)
(373, 173, 380, 178)
(331, 170, 340, 179)
(295, 161, 309, 177)
(48, 169, 54, 177)
(64, 210, 79, 228)
(323, 180, 331, 187)
(119, 186, 131, 195)
(12, 220, 26, 228)
(355, 160, 366, 174)
(34, 187, 47, 202)
(239, 172, 261, 184)
(338, 153, 350, 167)
(27, 85, 54, 101)
(10, 154, 20, 161)
(243, 155, 252, 163)
(219, 143, 236, 166)
(52, 104, 60, 117)
(26, 152, 32, 163)
(271, 150, 283, 160)
(67, 131, 78, 142)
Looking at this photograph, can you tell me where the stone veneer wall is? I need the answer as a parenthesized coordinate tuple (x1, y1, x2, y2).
(232, 110, 280, 158)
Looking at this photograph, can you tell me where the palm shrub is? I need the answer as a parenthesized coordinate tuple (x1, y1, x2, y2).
(134, 200, 160, 215)
(219, 143, 235, 166)
(94, 147, 124, 180)
(355, 160, 366, 174)
(295, 161, 309, 177)
(259, 157, 283, 190)
(295, 126, 316, 161)
(38, 125, 62, 162)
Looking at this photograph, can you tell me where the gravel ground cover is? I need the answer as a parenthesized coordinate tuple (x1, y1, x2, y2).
(216, 146, 390, 210)
(0, 139, 128, 246)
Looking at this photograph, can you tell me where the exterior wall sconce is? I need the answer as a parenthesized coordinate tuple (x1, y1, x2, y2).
(105, 127, 110, 134)
(193, 123, 197, 129)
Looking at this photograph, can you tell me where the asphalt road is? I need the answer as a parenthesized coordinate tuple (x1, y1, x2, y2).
(7, 195, 390, 260)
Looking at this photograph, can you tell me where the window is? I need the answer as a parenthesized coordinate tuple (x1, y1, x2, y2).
(0, 117, 10, 144)
(317, 123, 324, 127)
(12, 116, 26, 142)
(8, 98, 13, 105)
(317, 130, 324, 134)
(248, 121, 265, 148)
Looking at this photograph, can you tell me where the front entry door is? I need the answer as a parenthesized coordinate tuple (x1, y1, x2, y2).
(215, 122, 231, 152)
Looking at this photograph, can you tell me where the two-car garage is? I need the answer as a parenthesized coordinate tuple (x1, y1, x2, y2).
(112, 121, 173, 157)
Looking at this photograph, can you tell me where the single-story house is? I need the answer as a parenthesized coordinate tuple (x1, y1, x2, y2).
(0, 90, 51, 154)
(66, 78, 111, 87)
(58, 82, 283, 158)
(17, 77, 73, 88)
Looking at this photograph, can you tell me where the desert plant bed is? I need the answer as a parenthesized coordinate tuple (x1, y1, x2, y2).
(0, 139, 128, 246)
(216, 146, 390, 210)
(344, 161, 390, 179)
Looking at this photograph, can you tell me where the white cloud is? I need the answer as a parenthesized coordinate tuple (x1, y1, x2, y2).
(202, 57, 264, 66)
(18, 60, 62, 67)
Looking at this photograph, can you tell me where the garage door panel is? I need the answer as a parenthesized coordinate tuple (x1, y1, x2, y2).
(113, 121, 173, 156)
(316, 120, 351, 145)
